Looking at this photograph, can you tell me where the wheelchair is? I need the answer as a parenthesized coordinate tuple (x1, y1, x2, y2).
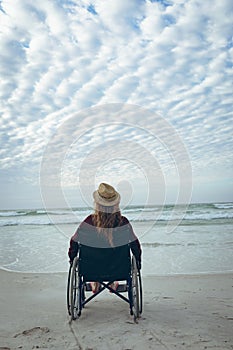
(67, 243, 143, 322)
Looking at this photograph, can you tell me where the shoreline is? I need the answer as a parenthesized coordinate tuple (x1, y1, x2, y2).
(1, 269, 233, 349)
(1, 266, 233, 277)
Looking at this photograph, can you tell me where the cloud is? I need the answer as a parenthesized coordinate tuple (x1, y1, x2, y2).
(0, 0, 233, 207)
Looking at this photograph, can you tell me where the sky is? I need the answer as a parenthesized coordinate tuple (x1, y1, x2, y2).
(0, 0, 233, 210)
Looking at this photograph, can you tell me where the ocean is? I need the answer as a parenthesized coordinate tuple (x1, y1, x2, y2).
(0, 202, 233, 276)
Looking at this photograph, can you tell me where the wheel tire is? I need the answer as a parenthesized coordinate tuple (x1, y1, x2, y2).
(131, 256, 140, 319)
(67, 264, 72, 315)
(70, 257, 81, 320)
(138, 270, 143, 315)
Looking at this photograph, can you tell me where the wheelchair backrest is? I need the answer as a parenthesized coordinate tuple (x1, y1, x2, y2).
(78, 244, 131, 282)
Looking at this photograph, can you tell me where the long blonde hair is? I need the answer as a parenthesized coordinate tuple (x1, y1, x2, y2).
(92, 203, 122, 247)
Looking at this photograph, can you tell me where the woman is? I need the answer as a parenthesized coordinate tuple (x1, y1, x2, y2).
(68, 183, 142, 293)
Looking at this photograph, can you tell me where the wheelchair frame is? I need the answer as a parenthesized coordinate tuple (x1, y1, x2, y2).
(67, 250, 143, 322)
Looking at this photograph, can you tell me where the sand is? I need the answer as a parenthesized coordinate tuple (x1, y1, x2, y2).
(0, 269, 233, 350)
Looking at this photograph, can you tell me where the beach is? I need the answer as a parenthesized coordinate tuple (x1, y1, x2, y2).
(1, 269, 233, 350)
(1, 203, 233, 348)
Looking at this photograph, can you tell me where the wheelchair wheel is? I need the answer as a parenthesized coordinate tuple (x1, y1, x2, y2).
(131, 256, 143, 320)
(67, 263, 72, 315)
(138, 268, 143, 314)
(69, 257, 82, 320)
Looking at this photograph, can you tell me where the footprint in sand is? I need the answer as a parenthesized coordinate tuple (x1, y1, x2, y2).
(14, 327, 50, 338)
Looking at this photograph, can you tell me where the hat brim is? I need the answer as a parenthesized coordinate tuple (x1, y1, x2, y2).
(93, 190, 120, 207)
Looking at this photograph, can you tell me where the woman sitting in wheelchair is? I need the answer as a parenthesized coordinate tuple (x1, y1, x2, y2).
(68, 183, 142, 293)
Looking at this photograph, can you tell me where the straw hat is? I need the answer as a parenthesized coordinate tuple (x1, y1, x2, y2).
(93, 183, 120, 207)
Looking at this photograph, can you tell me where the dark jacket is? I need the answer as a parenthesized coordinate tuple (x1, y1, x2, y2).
(68, 215, 142, 265)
